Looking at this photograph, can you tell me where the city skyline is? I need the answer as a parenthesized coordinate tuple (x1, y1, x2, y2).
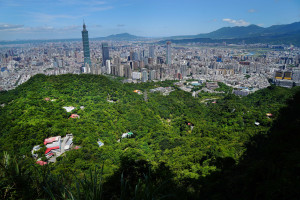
(0, 0, 300, 40)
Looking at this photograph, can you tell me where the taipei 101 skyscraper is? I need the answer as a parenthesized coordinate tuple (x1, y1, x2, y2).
(82, 21, 91, 67)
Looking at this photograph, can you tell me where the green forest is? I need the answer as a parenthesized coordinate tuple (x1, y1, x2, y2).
(0, 74, 299, 200)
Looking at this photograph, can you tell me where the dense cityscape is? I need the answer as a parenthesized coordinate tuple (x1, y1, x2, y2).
(1, 23, 300, 94)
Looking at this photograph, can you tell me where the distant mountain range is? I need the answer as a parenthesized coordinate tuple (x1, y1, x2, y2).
(93, 33, 145, 41)
(0, 33, 145, 45)
(162, 21, 300, 46)
(0, 33, 146, 45)
(1, 21, 299, 45)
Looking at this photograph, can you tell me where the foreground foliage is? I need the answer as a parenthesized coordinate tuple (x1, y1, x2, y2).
(0, 74, 299, 199)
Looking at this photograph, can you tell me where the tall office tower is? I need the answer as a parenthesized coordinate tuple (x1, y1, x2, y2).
(106, 60, 111, 74)
(139, 51, 143, 60)
(94, 64, 101, 75)
(166, 41, 172, 65)
(149, 45, 155, 58)
(82, 22, 91, 67)
(149, 70, 156, 80)
(143, 57, 149, 65)
(102, 42, 109, 66)
(180, 65, 187, 77)
(130, 51, 134, 61)
(110, 65, 115, 75)
(160, 67, 164, 79)
(113, 56, 121, 66)
(124, 65, 132, 78)
(118, 65, 124, 77)
(139, 60, 144, 68)
(142, 68, 148, 82)
(132, 51, 139, 61)
(133, 61, 139, 70)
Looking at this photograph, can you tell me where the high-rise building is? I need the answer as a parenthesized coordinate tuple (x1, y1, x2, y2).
(157, 56, 164, 64)
(159, 67, 164, 79)
(106, 60, 111, 74)
(174, 73, 182, 80)
(149, 46, 155, 58)
(142, 68, 148, 82)
(149, 70, 156, 80)
(166, 41, 172, 65)
(124, 65, 132, 78)
(148, 57, 154, 65)
(130, 51, 134, 61)
(82, 22, 91, 66)
(132, 51, 139, 61)
(132, 72, 142, 80)
(118, 65, 124, 77)
(113, 56, 121, 66)
(111, 65, 117, 76)
(180, 65, 187, 77)
(102, 42, 109, 66)
(143, 57, 148, 65)
(133, 61, 139, 70)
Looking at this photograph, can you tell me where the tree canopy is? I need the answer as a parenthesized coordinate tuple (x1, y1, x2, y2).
(0, 74, 299, 199)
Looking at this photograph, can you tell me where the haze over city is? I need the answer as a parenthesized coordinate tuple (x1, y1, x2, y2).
(0, 0, 300, 40)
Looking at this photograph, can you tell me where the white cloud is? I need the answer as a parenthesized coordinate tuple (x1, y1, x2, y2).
(248, 9, 256, 13)
(222, 18, 250, 26)
(0, 23, 24, 30)
(0, 24, 81, 33)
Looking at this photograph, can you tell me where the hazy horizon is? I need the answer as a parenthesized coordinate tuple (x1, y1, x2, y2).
(0, 0, 300, 40)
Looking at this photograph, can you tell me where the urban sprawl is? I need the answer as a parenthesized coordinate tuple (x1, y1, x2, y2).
(1, 23, 300, 95)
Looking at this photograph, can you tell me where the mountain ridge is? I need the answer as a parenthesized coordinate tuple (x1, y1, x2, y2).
(1, 21, 299, 45)
(166, 22, 300, 40)
(161, 21, 300, 46)
(93, 33, 145, 41)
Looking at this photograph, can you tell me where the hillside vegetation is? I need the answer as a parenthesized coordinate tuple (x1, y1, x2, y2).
(0, 74, 299, 199)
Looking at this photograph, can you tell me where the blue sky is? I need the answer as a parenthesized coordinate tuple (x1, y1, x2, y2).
(0, 0, 299, 40)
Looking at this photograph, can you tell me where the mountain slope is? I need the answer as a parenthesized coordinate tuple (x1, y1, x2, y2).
(260, 21, 300, 36)
(160, 33, 300, 46)
(1, 74, 300, 199)
(0, 33, 145, 45)
(93, 33, 145, 41)
(197, 24, 265, 39)
(164, 21, 300, 44)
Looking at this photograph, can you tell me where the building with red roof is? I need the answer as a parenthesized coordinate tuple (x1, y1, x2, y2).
(36, 161, 47, 166)
(69, 114, 80, 119)
(45, 146, 60, 154)
(44, 136, 60, 145)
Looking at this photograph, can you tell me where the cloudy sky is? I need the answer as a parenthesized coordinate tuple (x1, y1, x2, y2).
(0, 0, 299, 40)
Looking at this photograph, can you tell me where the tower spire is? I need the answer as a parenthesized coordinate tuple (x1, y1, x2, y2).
(83, 19, 86, 30)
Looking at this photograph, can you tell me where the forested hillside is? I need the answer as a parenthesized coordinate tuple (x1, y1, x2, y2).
(0, 74, 299, 199)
